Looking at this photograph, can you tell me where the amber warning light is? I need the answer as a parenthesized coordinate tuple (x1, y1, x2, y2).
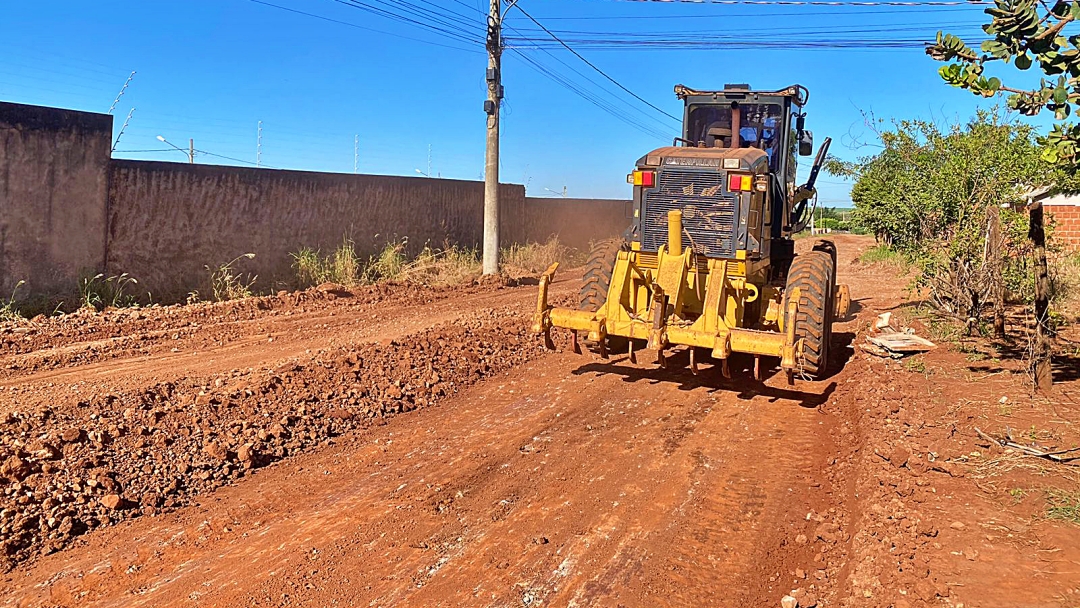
(628, 170, 656, 187)
(728, 174, 752, 192)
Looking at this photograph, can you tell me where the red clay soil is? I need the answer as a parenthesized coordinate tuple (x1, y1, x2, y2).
(1, 234, 1078, 607)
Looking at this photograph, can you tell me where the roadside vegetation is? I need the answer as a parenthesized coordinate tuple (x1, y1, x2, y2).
(0, 280, 25, 322)
(925, 0, 1080, 389)
(289, 236, 579, 289)
(205, 253, 258, 302)
(827, 108, 1077, 388)
(79, 272, 146, 311)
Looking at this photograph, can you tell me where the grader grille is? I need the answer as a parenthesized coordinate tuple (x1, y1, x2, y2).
(642, 168, 738, 258)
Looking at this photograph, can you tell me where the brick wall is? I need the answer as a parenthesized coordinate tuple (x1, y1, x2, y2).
(1045, 203, 1080, 250)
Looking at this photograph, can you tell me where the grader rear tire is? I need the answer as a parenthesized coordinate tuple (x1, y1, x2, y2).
(783, 246, 836, 378)
(579, 238, 628, 353)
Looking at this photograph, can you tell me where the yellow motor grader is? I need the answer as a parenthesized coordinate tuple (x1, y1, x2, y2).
(533, 83, 849, 383)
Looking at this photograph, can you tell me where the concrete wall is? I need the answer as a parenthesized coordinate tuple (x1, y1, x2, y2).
(0, 102, 632, 306)
(523, 198, 632, 250)
(107, 161, 526, 299)
(0, 102, 112, 300)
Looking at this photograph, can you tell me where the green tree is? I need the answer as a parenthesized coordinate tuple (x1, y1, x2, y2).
(926, 0, 1070, 389)
(829, 111, 1044, 326)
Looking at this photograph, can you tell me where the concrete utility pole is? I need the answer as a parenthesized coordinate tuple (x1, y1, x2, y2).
(257, 121, 263, 168)
(482, 0, 503, 275)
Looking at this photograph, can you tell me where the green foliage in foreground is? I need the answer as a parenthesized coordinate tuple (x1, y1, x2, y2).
(927, 0, 1080, 175)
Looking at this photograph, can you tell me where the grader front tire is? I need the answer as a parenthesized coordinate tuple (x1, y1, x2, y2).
(784, 247, 837, 378)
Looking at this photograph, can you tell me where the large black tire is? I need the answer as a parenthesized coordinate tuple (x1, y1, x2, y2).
(783, 243, 837, 378)
(580, 238, 628, 352)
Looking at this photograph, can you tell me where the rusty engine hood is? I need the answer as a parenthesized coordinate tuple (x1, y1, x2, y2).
(638, 147, 769, 173)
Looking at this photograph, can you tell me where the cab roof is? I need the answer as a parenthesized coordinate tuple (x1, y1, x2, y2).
(674, 84, 808, 106)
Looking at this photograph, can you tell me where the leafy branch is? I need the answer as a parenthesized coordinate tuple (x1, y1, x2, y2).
(926, 0, 1080, 167)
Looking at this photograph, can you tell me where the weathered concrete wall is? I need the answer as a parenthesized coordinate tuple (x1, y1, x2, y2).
(523, 197, 632, 250)
(0, 102, 112, 300)
(107, 161, 526, 299)
(0, 102, 634, 307)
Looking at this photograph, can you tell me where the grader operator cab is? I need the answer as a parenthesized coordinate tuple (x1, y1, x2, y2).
(532, 83, 850, 383)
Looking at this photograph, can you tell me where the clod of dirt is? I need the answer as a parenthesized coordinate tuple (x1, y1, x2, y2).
(100, 495, 124, 510)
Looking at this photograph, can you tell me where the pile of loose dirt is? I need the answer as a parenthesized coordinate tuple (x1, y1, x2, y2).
(0, 280, 516, 376)
(0, 308, 551, 571)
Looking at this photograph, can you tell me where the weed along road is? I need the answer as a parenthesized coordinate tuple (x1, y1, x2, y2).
(8, 234, 1074, 607)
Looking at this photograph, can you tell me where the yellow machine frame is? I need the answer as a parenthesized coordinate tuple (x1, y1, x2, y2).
(532, 209, 805, 378)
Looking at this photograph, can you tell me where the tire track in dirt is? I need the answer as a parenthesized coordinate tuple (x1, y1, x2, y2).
(2, 347, 849, 607)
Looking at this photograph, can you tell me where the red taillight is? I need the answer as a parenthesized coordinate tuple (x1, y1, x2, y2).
(632, 170, 656, 188)
(728, 173, 751, 192)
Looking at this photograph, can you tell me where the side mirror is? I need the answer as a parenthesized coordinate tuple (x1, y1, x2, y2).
(799, 130, 814, 156)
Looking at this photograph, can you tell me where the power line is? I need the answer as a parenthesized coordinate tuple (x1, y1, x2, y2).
(248, 0, 482, 53)
(524, 5, 981, 18)
(194, 148, 271, 167)
(588, 0, 991, 5)
(506, 47, 671, 140)
(504, 23, 673, 132)
(513, 4, 681, 123)
(330, 0, 482, 45)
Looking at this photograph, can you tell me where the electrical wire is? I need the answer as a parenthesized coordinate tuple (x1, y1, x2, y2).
(513, 4, 681, 123)
(506, 47, 672, 140)
(525, 5, 981, 18)
(587, 0, 991, 5)
(249, 0, 482, 53)
(504, 23, 674, 132)
(437, 0, 678, 135)
(194, 151, 272, 170)
(330, 0, 483, 45)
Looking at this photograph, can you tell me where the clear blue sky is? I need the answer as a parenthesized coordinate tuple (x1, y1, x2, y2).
(1, 0, 1011, 204)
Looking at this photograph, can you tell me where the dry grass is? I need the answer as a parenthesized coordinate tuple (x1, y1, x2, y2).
(291, 236, 581, 289)
(207, 253, 257, 301)
(292, 240, 364, 288)
(79, 273, 144, 310)
(397, 244, 481, 286)
(363, 240, 409, 284)
(1046, 488, 1080, 524)
(500, 237, 579, 279)
(0, 280, 25, 322)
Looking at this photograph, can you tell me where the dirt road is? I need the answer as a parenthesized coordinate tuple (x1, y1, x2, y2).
(7, 234, 1075, 607)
